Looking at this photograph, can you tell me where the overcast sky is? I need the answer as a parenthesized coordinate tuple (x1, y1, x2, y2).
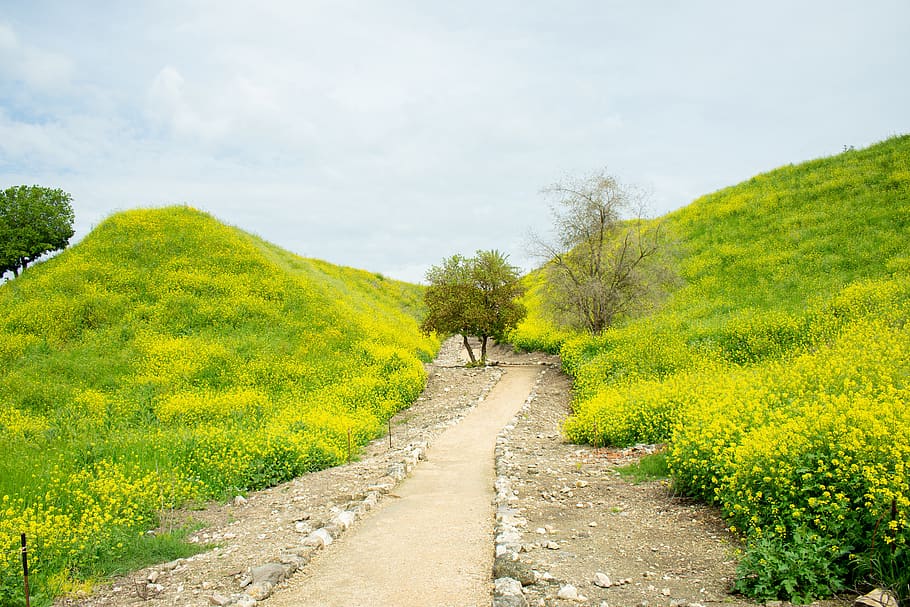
(2, 1, 908, 282)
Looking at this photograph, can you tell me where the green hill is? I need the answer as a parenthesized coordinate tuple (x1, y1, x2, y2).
(0, 206, 438, 604)
(511, 135, 910, 601)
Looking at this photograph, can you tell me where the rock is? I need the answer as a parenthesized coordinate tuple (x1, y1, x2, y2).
(233, 495, 247, 506)
(493, 556, 536, 586)
(593, 572, 612, 588)
(246, 581, 274, 601)
(545, 541, 560, 550)
(557, 584, 579, 600)
(234, 595, 257, 607)
(146, 570, 160, 583)
(207, 593, 230, 606)
(332, 510, 356, 530)
(535, 527, 547, 535)
(855, 591, 899, 607)
(494, 595, 529, 607)
(302, 528, 333, 548)
(251, 563, 287, 586)
(494, 577, 525, 597)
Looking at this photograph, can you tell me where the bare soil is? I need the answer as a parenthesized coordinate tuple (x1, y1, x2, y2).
(59, 339, 846, 607)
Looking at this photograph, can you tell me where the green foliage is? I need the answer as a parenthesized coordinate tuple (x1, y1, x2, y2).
(522, 135, 910, 601)
(0, 206, 439, 602)
(0, 185, 75, 278)
(733, 526, 848, 604)
(421, 250, 525, 363)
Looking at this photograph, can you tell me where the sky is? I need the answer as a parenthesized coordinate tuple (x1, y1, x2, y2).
(2, 1, 908, 283)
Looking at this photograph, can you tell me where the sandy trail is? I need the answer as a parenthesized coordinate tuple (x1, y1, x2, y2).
(266, 366, 538, 607)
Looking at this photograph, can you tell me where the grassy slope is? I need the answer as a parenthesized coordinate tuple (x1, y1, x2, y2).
(512, 135, 910, 600)
(0, 206, 438, 604)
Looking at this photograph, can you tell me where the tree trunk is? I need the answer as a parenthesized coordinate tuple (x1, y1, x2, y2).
(480, 336, 488, 364)
(462, 334, 476, 364)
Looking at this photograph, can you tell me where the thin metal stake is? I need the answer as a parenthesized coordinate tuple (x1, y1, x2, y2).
(346, 428, 353, 463)
(388, 418, 393, 449)
(21, 533, 30, 607)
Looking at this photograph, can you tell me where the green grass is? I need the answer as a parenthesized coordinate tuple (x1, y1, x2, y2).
(615, 453, 669, 484)
(0, 206, 439, 604)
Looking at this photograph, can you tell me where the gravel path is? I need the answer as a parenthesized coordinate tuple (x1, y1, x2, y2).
(266, 365, 538, 607)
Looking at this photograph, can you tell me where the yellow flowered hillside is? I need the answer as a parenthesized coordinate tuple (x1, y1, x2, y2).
(0, 206, 438, 604)
(512, 135, 910, 602)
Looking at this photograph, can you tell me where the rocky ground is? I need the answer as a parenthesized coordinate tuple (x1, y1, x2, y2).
(60, 339, 848, 607)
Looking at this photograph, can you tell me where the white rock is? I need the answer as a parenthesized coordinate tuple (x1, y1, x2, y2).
(333, 511, 356, 530)
(535, 527, 547, 535)
(545, 541, 560, 550)
(557, 584, 579, 600)
(593, 572, 612, 588)
(494, 577, 524, 597)
(233, 495, 247, 506)
(303, 528, 333, 548)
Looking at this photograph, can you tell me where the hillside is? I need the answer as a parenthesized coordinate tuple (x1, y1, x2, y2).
(511, 135, 910, 601)
(0, 206, 438, 604)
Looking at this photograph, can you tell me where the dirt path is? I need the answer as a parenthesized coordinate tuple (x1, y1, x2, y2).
(266, 366, 538, 607)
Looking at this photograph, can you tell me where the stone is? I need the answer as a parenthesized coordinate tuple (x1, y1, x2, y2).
(493, 556, 536, 586)
(494, 596, 529, 607)
(661, 588, 672, 596)
(146, 570, 160, 583)
(333, 510, 356, 530)
(494, 577, 525, 597)
(234, 595, 257, 607)
(557, 584, 579, 600)
(233, 495, 247, 506)
(855, 592, 900, 607)
(251, 563, 287, 586)
(208, 593, 230, 606)
(302, 528, 333, 548)
(545, 541, 560, 550)
(246, 581, 274, 601)
(593, 572, 612, 588)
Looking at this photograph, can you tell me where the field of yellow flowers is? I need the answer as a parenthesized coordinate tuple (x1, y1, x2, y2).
(511, 135, 910, 602)
(0, 207, 438, 606)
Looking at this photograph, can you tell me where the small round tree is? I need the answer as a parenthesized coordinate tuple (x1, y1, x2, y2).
(0, 185, 75, 278)
(421, 250, 526, 364)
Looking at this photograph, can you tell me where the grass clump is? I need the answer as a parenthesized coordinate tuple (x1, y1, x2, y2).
(616, 452, 669, 484)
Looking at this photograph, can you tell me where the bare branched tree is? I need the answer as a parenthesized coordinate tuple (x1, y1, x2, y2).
(528, 170, 671, 334)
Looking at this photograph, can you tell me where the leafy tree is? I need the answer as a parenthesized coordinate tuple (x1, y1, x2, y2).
(421, 250, 526, 364)
(529, 170, 672, 334)
(0, 185, 75, 278)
